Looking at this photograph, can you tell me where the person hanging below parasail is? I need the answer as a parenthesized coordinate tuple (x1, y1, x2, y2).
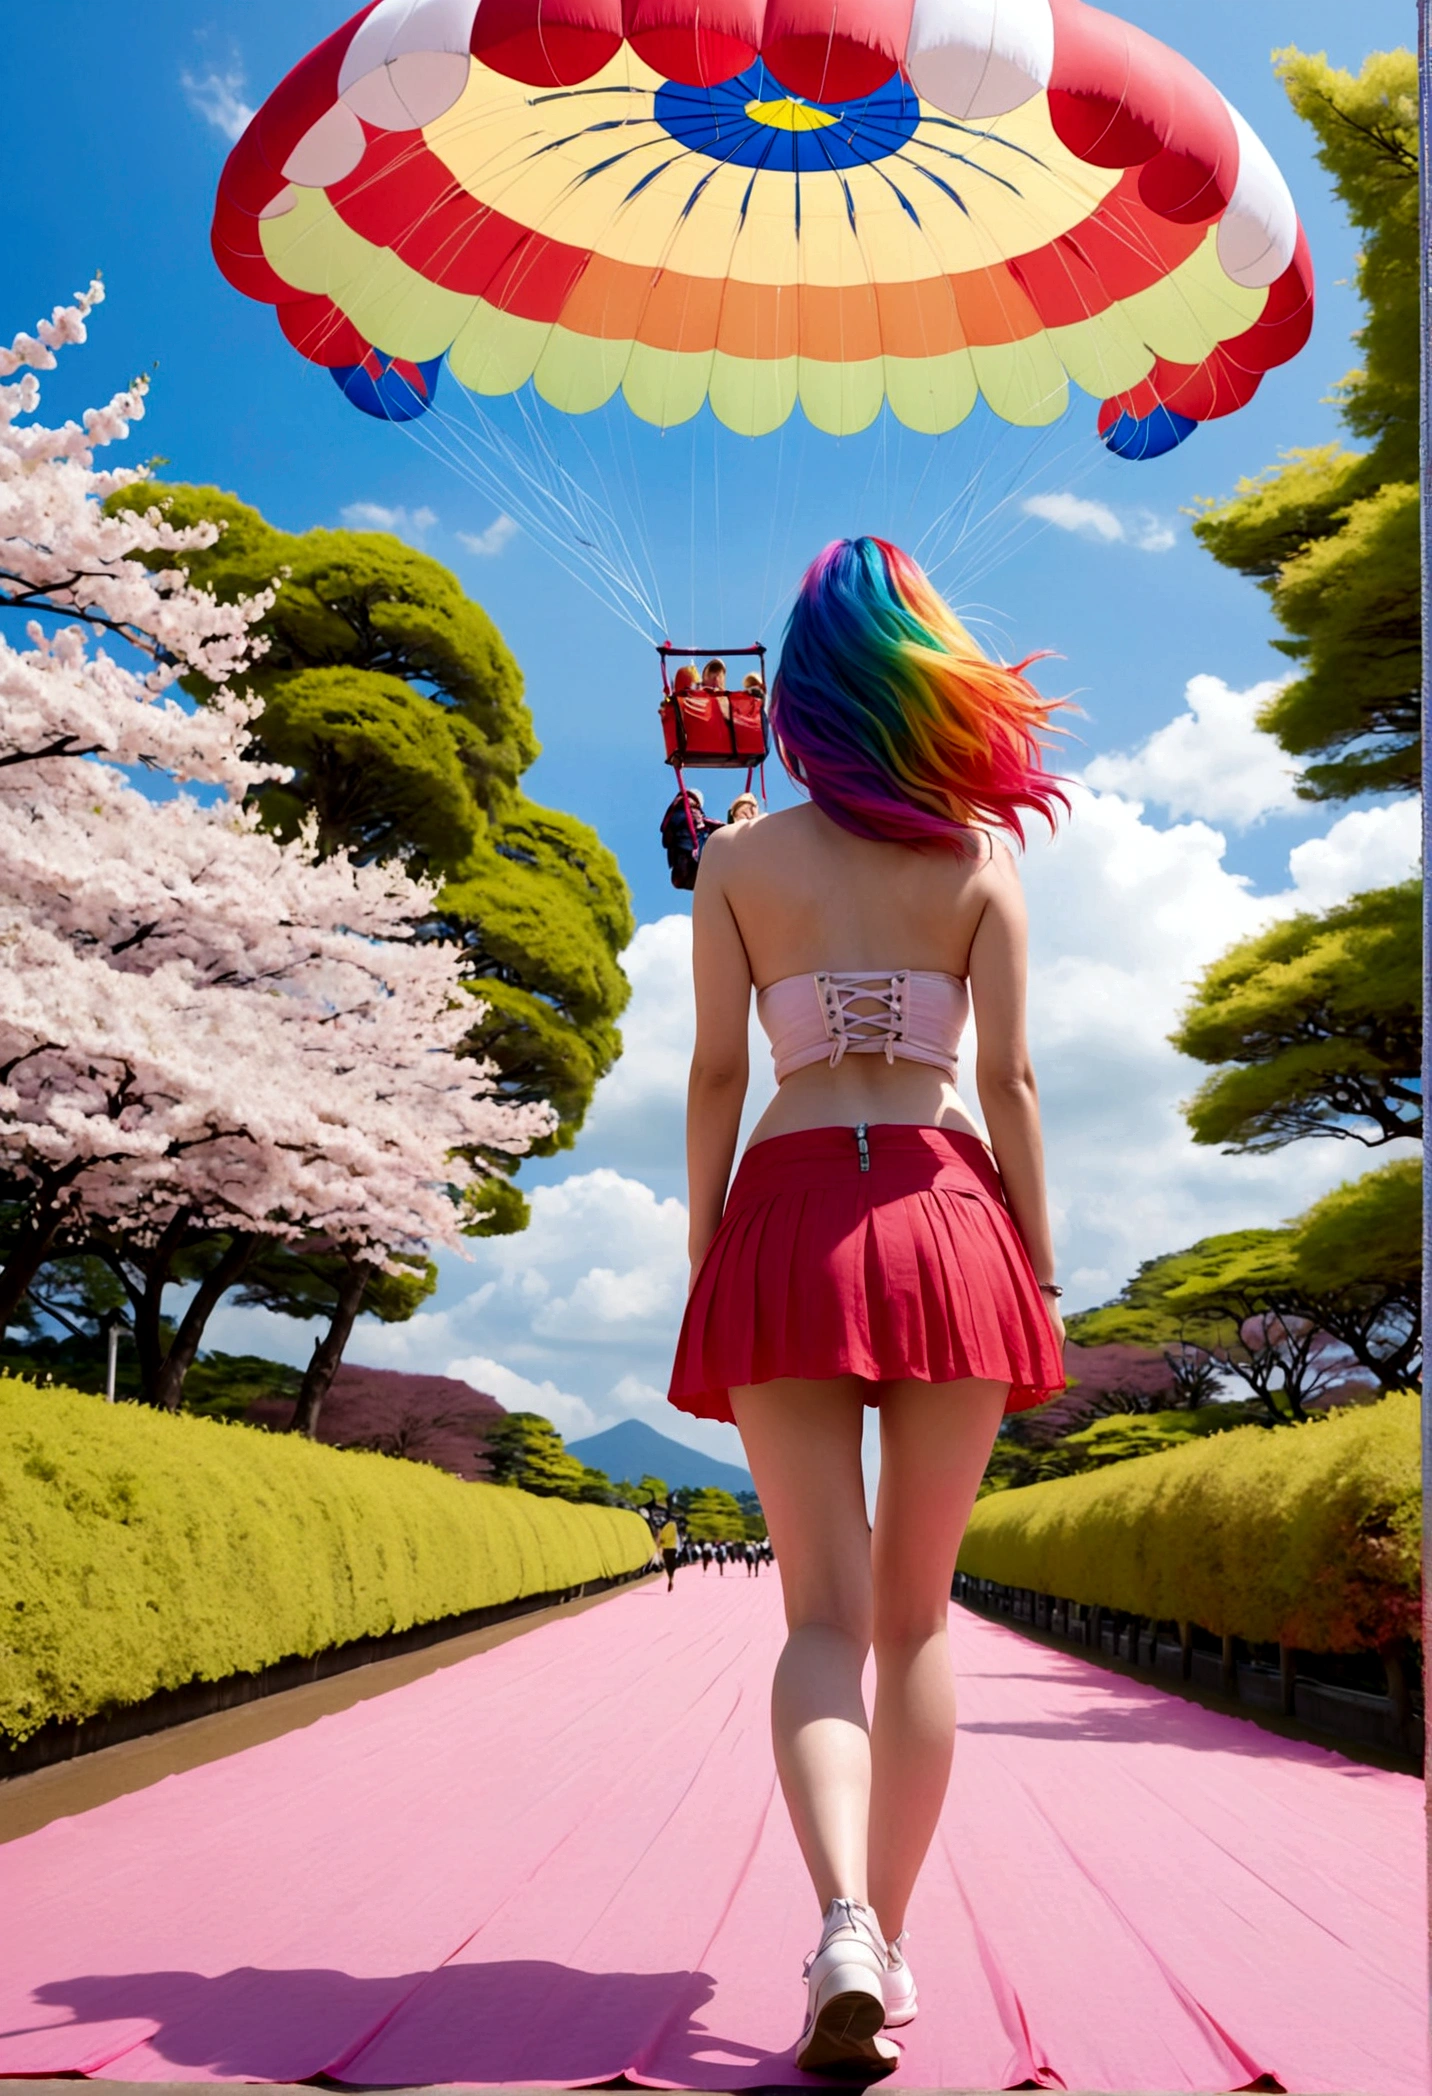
(661, 785, 721, 892)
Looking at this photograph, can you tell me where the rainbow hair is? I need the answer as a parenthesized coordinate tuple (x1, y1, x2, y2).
(770, 537, 1067, 848)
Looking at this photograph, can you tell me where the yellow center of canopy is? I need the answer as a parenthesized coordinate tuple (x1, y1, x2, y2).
(743, 97, 839, 131)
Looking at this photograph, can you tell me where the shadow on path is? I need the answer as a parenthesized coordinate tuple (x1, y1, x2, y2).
(15, 1963, 819, 2088)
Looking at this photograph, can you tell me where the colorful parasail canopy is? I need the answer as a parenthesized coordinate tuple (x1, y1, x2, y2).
(213, 0, 1314, 458)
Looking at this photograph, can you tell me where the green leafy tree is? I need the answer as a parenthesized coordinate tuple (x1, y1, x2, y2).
(176, 1353, 305, 1422)
(1072, 1166, 1418, 1421)
(1070, 1233, 1339, 1424)
(1056, 1407, 1245, 1473)
(1287, 1159, 1420, 1390)
(109, 486, 633, 1219)
(483, 1410, 614, 1504)
(1174, 882, 1420, 1151)
(733, 1489, 768, 1541)
(439, 799, 632, 1163)
(682, 1486, 748, 1542)
(1192, 49, 1418, 799)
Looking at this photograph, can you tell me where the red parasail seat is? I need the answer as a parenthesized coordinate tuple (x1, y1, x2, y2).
(660, 684, 769, 768)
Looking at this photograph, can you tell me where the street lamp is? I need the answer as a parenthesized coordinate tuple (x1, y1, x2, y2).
(101, 1312, 124, 1404)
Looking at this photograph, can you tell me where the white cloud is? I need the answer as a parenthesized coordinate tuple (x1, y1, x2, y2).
(496, 1169, 691, 1351)
(340, 502, 437, 541)
(1286, 798, 1420, 912)
(580, 914, 774, 1188)
(444, 1356, 597, 1441)
(1082, 674, 1300, 827)
(1023, 491, 1176, 553)
(1027, 492, 1123, 543)
(181, 66, 254, 143)
(1017, 780, 1419, 1303)
(457, 514, 519, 558)
(577, 918, 693, 1178)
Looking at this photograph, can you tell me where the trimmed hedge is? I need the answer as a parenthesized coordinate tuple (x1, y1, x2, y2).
(959, 1391, 1420, 1654)
(0, 1378, 652, 1745)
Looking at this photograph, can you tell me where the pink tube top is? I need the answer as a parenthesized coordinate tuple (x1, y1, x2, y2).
(757, 970, 968, 1085)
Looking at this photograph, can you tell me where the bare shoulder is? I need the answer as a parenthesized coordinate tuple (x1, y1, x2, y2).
(964, 825, 1018, 884)
(700, 805, 810, 871)
(959, 830, 1026, 940)
(976, 829, 1023, 888)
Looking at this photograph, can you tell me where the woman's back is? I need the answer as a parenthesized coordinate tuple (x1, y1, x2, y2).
(697, 801, 1004, 1148)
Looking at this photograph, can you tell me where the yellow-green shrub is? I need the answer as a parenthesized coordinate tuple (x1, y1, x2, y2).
(959, 1391, 1419, 1653)
(0, 1378, 652, 1745)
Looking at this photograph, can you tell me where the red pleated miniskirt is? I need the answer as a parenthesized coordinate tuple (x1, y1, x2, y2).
(668, 1124, 1064, 1424)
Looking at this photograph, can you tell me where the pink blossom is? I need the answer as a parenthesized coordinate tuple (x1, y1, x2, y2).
(0, 290, 552, 1278)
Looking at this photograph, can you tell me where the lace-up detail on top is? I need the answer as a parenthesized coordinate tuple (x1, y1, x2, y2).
(758, 969, 967, 1086)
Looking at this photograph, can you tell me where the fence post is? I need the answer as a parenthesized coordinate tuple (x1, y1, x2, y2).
(1179, 1620, 1193, 1681)
(1220, 1633, 1238, 1700)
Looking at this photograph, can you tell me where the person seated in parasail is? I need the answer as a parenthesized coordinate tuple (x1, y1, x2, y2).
(727, 792, 760, 825)
(671, 663, 701, 700)
(742, 670, 766, 697)
(701, 659, 732, 719)
(660, 785, 721, 891)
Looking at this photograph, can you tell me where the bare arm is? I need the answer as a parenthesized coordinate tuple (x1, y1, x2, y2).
(967, 846, 1063, 1343)
(686, 834, 753, 1275)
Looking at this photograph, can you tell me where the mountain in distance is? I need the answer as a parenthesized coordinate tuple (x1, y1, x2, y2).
(566, 1418, 754, 1496)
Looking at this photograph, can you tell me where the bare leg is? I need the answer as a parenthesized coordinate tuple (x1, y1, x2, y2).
(867, 1377, 1007, 1941)
(730, 1376, 873, 1911)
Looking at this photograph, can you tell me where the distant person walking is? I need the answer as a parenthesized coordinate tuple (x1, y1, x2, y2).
(658, 1509, 680, 1592)
(667, 538, 1064, 2075)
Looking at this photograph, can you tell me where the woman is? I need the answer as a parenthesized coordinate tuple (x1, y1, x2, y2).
(668, 538, 1066, 2077)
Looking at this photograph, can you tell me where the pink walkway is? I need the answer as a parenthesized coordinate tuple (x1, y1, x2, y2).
(0, 1574, 1421, 2093)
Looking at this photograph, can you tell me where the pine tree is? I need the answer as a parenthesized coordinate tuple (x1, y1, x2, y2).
(1192, 49, 1418, 799)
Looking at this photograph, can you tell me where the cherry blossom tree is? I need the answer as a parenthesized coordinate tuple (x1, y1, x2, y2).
(0, 286, 553, 1411)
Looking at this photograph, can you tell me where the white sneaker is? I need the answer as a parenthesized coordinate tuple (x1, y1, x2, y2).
(882, 1931, 918, 2027)
(795, 1898, 899, 2078)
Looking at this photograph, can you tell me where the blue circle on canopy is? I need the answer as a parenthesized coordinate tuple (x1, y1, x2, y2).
(1101, 404, 1198, 461)
(331, 350, 441, 423)
(653, 60, 919, 172)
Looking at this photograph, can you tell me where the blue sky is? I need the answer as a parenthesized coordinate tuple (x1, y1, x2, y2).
(4, 4, 1420, 1459)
